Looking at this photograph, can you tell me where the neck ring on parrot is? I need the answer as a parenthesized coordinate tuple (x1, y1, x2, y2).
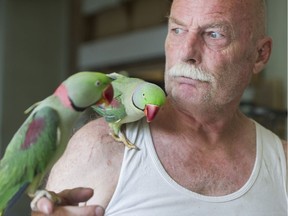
(70, 100, 86, 112)
(54, 84, 85, 112)
(54, 83, 113, 112)
(70, 84, 114, 112)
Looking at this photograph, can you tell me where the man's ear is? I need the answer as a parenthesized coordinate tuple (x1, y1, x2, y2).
(253, 36, 272, 74)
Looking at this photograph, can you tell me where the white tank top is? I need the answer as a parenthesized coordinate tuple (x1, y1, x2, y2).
(105, 119, 287, 216)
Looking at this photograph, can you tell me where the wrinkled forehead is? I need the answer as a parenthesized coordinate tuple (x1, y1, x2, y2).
(170, 0, 260, 20)
(170, 0, 261, 32)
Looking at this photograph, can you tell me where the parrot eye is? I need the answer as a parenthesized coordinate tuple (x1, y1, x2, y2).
(95, 80, 101, 86)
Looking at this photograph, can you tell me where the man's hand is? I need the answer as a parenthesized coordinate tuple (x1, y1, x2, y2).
(31, 187, 105, 216)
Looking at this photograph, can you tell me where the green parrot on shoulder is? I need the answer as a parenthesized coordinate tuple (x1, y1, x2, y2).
(93, 72, 166, 149)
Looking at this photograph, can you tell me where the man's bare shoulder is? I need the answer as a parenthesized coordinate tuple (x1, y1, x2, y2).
(69, 117, 115, 151)
(46, 118, 124, 195)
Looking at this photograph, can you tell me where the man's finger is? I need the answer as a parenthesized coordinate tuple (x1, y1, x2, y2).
(58, 187, 94, 205)
(31, 188, 102, 216)
(35, 197, 54, 214)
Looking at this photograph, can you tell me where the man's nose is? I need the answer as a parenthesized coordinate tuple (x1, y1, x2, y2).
(181, 33, 202, 65)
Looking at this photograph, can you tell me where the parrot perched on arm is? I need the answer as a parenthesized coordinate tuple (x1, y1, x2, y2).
(92, 72, 166, 149)
(0, 71, 114, 216)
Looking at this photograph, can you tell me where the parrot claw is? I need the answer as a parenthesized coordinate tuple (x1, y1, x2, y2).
(30, 190, 62, 211)
(110, 131, 139, 150)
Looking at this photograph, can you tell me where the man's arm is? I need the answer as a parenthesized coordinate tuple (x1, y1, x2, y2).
(32, 118, 124, 215)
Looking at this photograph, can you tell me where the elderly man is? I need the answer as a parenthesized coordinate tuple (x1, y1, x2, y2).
(33, 0, 287, 215)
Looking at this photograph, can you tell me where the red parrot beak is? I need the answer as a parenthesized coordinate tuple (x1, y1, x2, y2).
(144, 104, 160, 122)
(96, 84, 114, 106)
(104, 83, 114, 104)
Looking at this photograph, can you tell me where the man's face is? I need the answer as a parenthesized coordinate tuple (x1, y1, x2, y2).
(165, 0, 259, 109)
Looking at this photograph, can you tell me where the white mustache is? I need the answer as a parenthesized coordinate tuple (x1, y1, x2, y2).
(168, 63, 213, 82)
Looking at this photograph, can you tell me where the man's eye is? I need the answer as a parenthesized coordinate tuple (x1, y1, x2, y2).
(172, 28, 185, 35)
(203, 30, 231, 50)
(209, 31, 224, 39)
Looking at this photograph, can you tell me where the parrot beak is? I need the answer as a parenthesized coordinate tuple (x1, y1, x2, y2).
(104, 83, 114, 104)
(144, 104, 160, 122)
(97, 84, 114, 106)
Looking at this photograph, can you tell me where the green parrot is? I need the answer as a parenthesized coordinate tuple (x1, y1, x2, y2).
(0, 71, 113, 215)
(93, 72, 166, 149)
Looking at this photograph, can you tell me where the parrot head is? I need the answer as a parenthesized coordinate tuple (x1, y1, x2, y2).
(132, 83, 166, 122)
(55, 72, 114, 111)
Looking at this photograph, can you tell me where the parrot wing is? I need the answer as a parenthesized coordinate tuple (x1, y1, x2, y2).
(0, 106, 60, 212)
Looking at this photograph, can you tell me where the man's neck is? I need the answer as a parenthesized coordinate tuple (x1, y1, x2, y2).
(151, 98, 253, 148)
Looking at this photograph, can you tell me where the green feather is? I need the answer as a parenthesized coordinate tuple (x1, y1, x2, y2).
(0, 107, 59, 211)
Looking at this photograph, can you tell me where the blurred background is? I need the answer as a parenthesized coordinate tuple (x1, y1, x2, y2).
(0, 0, 286, 215)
